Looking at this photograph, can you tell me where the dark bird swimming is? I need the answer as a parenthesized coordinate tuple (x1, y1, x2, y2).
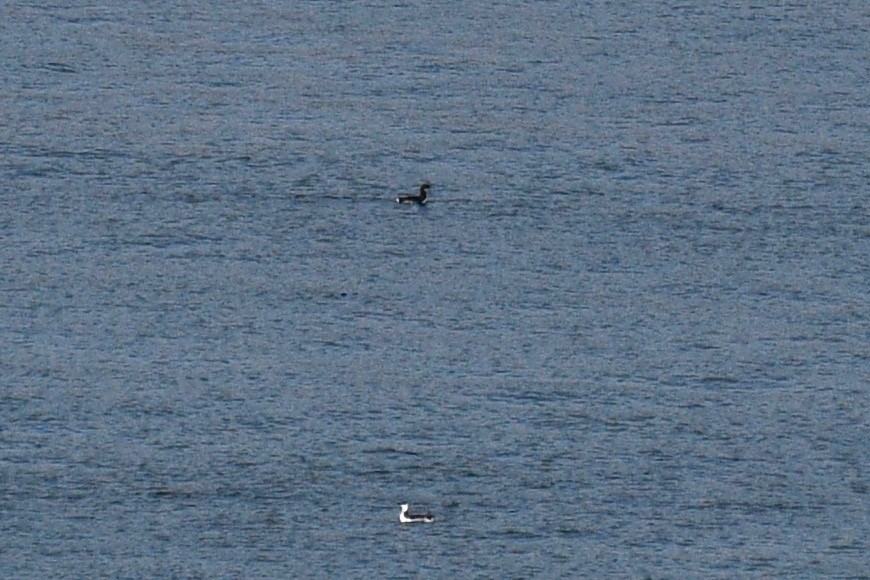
(396, 183, 430, 205)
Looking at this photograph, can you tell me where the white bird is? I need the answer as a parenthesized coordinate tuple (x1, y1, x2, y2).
(399, 503, 434, 523)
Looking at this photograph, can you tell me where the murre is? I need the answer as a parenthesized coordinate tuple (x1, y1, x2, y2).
(396, 183, 430, 205)
(399, 503, 434, 523)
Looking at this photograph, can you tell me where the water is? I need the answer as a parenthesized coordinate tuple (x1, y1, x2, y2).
(1, 1, 867, 576)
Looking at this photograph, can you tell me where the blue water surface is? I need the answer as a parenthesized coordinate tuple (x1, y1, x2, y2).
(1, 1, 867, 576)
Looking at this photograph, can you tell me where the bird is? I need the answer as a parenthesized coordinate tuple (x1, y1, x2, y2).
(396, 183, 430, 204)
(399, 503, 434, 523)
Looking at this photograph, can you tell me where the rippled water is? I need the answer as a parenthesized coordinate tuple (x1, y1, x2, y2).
(1, 1, 867, 576)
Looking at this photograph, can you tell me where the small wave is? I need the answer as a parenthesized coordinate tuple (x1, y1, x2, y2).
(42, 62, 78, 74)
